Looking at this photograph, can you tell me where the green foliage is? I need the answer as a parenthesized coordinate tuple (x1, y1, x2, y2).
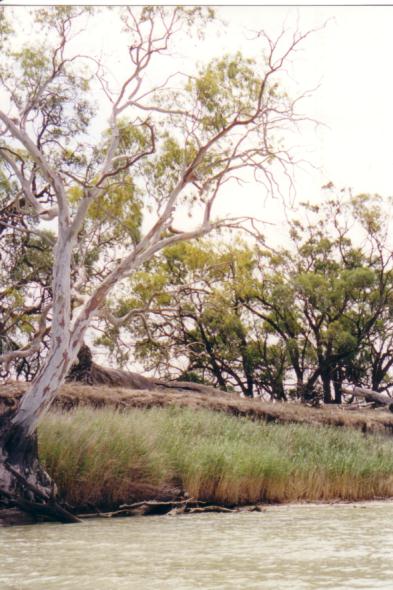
(105, 239, 287, 397)
(1, 6, 311, 384)
(102, 193, 393, 401)
(87, 178, 142, 244)
(189, 53, 260, 131)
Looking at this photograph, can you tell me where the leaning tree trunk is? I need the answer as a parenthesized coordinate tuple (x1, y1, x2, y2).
(0, 212, 83, 525)
(0, 261, 82, 525)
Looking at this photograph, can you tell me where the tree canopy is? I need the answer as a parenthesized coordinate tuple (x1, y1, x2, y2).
(0, 6, 314, 435)
(104, 194, 393, 403)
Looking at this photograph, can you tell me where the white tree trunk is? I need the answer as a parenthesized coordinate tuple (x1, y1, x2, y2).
(13, 230, 74, 436)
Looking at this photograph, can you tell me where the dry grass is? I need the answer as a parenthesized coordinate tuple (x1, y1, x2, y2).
(38, 406, 393, 509)
(3, 381, 393, 435)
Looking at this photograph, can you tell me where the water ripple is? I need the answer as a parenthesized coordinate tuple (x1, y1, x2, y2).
(1, 503, 393, 589)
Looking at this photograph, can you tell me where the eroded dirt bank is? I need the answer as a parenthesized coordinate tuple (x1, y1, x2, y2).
(2, 381, 393, 435)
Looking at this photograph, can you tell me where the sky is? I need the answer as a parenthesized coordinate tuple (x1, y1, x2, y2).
(206, 6, 393, 235)
(2, 4, 393, 244)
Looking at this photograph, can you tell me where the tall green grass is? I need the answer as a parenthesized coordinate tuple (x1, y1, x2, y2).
(38, 407, 393, 507)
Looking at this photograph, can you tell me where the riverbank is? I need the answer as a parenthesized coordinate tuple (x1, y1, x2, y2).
(38, 405, 393, 512)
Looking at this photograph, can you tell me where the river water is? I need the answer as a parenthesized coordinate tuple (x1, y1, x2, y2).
(1, 503, 393, 589)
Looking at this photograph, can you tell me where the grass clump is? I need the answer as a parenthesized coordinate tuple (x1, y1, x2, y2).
(38, 406, 393, 507)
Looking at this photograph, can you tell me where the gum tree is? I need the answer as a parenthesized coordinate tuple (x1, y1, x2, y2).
(0, 6, 314, 521)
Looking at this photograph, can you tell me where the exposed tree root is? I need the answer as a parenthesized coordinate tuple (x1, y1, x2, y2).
(0, 408, 81, 527)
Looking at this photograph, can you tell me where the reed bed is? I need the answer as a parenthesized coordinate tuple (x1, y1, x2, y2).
(38, 406, 393, 507)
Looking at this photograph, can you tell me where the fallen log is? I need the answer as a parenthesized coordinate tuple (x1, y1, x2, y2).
(118, 498, 206, 516)
(75, 499, 265, 519)
(78, 499, 202, 518)
(342, 386, 393, 411)
(119, 498, 199, 510)
(187, 505, 237, 514)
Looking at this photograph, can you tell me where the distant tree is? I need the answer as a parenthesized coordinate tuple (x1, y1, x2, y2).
(243, 194, 393, 403)
(341, 194, 393, 393)
(114, 194, 393, 404)
(102, 241, 287, 398)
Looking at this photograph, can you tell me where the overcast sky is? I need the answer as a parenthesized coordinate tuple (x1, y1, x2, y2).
(210, 6, 393, 233)
(3, 4, 393, 242)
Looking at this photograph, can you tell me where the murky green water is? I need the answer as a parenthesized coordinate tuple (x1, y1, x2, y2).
(1, 503, 393, 589)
